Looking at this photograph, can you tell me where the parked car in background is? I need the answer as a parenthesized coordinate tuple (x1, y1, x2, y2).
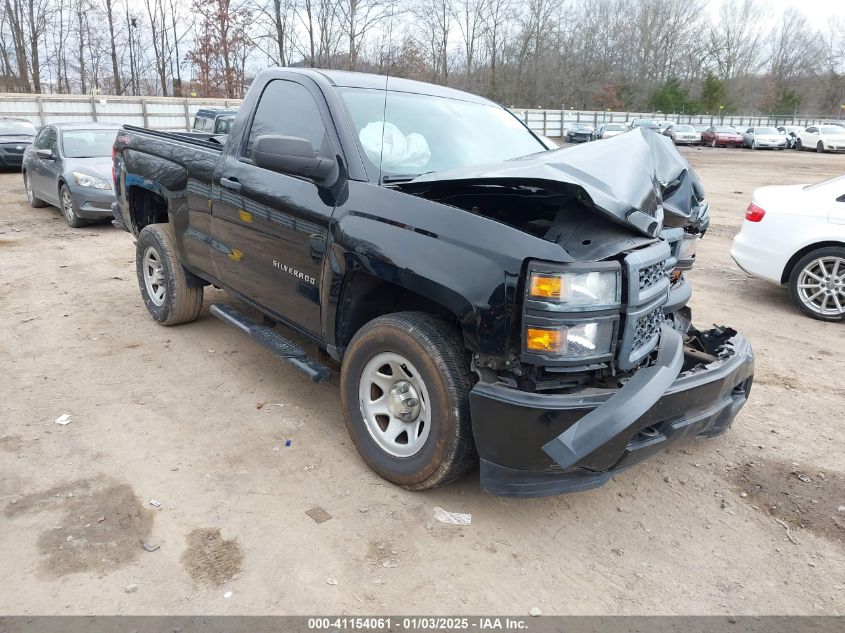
(629, 118, 661, 131)
(700, 126, 743, 147)
(595, 123, 628, 139)
(731, 175, 845, 321)
(565, 123, 595, 143)
(794, 125, 845, 153)
(664, 124, 701, 145)
(655, 121, 672, 133)
(777, 125, 804, 149)
(22, 122, 120, 228)
(192, 108, 238, 135)
(741, 126, 788, 150)
(0, 117, 38, 170)
(692, 124, 710, 133)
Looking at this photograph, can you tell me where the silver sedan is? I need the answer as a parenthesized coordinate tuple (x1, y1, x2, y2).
(741, 126, 788, 150)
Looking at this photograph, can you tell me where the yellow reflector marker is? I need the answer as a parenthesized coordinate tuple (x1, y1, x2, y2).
(525, 327, 566, 353)
(239, 210, 252, 223)
(529, 273, 566, 300)
(228, 248, 244, 262)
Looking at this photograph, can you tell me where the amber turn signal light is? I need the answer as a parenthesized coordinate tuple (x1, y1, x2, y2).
(529, 273, 565, 300)
(525, 327, 566, 353)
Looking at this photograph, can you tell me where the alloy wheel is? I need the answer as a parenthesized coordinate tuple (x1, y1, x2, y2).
(61, 188, 75, 222)
(797, 256, 845, 317)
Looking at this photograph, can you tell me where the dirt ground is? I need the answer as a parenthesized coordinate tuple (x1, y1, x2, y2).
(0, 146, 843, 616)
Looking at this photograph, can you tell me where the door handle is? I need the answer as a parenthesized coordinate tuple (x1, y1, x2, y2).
(220, 176, 241, 192)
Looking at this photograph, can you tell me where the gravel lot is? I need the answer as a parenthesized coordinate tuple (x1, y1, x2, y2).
(0, 146, 843, 615)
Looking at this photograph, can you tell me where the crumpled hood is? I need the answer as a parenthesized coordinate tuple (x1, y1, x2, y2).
(399, 128, 705, 238)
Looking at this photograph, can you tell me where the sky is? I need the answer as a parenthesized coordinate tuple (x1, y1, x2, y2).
(708, 0, 845, 29)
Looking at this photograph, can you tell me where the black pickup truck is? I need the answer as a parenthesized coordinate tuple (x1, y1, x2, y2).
(112, 68, 754, 498)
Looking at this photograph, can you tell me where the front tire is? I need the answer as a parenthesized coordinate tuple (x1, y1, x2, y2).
(23, 171, 46, 207)
(135, 224, 203, 325)
(816, 141, 825, 153)
(60, 184, 86, 228)
(340, 312, 476, 490)
(795, 138, 803, 151)
(788, 247, 845, 322)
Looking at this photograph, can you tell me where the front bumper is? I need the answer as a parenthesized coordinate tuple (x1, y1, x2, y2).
(471, 325, 754, 497)
(69, 186, 117, 219)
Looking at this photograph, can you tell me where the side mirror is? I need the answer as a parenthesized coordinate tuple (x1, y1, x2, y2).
(252, 135, 336, 184)
(36, 148, 53, 160)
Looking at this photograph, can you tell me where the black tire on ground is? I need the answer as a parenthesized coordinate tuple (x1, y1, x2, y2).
(60, 184, 86, 228)
(135, 224, 203, 325)
(23, 171, 46, 207)
(816, 141, 825, 153)
(339, 311, 476, 490)
(795, 138, 803, 151)
(788, 246, 845, 323)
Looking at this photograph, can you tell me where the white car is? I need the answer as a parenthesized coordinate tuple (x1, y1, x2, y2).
(731, 175, 845, 321)
(596, 123, 628, 139)
(741, 126, 788, 150)
(794, 125, 845, 153)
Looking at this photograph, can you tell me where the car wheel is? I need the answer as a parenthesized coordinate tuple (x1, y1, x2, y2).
(751, 139, 757, 150)
(23, 171, 46, 208)
(788, 247, 845, 322)
(340, 312, 476, 490)
(136, 224, 204, 325)
(60, 184, 86, 228)
(816, 141, 825, 153)
(795, 138, 803, 151)
(710, 139, 716, 148)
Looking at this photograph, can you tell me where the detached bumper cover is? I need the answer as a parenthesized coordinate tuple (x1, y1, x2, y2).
(470, 326, 754, 497)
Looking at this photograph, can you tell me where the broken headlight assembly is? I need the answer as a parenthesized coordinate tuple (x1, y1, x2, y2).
(675, 234, 699, 271)
(522, 261, 621, 365)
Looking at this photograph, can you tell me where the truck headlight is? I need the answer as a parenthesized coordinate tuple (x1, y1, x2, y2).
(525, 320, 616, 358)
(73, 171, 112, 190)
(527, 268, 620, 310)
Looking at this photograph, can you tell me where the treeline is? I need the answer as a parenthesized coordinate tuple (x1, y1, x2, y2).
(1, 0, 843, 115)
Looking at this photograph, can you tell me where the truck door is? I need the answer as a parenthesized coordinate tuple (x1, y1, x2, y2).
(211, 78, 336, 338)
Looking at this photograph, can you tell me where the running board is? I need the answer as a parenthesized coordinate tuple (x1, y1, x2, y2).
(210, 303, 331, 383)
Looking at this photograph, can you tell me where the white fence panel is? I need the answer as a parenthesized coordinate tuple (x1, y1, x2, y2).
(0, 94, 243, 131)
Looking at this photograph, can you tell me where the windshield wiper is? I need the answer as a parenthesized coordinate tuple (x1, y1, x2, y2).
(381, 172, 432, 184)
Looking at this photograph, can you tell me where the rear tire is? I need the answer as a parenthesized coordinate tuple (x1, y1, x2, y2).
(788, 247, 845, 322)
(340, 312, 476, 490)
(135, 224, 203, 325)
(23, 171, 46, 207)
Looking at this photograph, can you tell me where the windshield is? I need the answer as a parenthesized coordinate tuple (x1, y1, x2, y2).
(605, 124, 627, 131)
(803, 174, 845, 191)
(755, 127, 779, 135)
(61, 129, 118, 158)
(714, 127, 736, 133)
(820, 126, 845, 134)
(674, 125, 695, 132)
(340, 88, 545, 178)
(0, 119, 37, 136)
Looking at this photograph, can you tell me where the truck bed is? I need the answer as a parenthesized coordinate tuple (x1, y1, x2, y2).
(121, 125, 226, 151)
